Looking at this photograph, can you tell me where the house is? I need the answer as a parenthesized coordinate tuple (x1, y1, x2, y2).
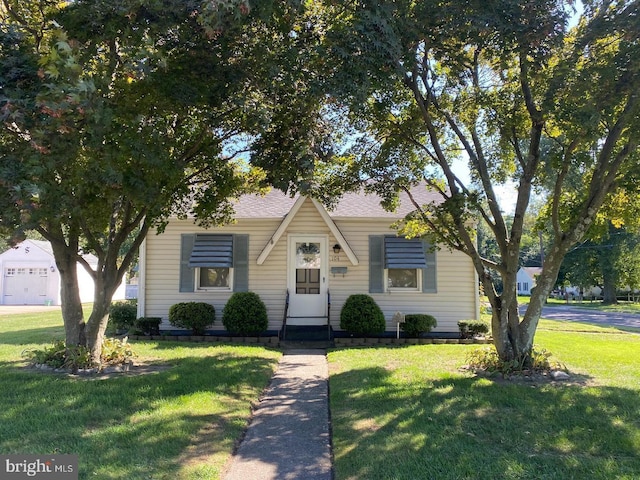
(137, 188, 480, 336)
(516, 267, 541, 295)
(0, 239, 126, 306)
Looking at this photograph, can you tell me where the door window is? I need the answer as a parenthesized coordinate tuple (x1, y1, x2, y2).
(295, 242, 321, 295)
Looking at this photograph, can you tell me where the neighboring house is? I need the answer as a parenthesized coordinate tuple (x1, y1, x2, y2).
(138, 188, 480, 335)
(517, 266, 604, 299)
(0, 240, 126, 306)
(516, 267, 541, 296)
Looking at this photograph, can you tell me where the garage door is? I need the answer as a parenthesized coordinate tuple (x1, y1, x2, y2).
(3, 267, 49, 305)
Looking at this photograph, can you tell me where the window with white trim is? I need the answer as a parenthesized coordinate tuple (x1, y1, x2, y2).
(196, 266, 232, 290)
(386, 268, 422, 291)
(384, 236, 427, 292)
(180, 234, 249, 293)
(369, 235, 437, 294)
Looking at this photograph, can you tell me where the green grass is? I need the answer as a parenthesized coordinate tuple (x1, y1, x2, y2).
(518, 294, 640, 314)
(0, 309, 281, 480)
(329, 320, 640, 479)
(4, 308, 640, 479)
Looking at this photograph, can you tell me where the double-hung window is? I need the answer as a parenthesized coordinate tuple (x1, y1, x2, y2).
(179, 234, 249, 292)
(384, 236, 427, 291)
(369, 235, 436, 293)
(189, 234, 234, 291)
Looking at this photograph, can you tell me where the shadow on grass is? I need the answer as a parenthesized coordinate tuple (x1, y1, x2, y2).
(0, 326, 66, 345)
(330, 367, 640, 480)
(0, 352, 279, 479)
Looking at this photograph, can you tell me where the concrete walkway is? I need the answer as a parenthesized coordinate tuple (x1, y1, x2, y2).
(224, 349, 332, 480)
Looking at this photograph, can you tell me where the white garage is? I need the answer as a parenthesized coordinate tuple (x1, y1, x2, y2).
(0, 240, 126, 306)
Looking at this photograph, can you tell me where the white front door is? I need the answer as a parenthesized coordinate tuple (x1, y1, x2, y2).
(287, 235, 328, 325)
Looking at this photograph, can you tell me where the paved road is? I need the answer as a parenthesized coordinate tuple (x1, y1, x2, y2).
(536, 304, 640, 330)
(0, 305, 62, 316)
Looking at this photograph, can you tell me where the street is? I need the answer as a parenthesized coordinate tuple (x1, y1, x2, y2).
(534, 304, 640, 331)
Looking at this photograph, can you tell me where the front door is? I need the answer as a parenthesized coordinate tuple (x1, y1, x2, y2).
(287, 236, 328, 325)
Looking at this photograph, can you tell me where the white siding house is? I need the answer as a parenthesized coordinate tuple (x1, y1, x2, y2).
(138, 188, 480, 335)
(516, 267, 542, 295)
(0, 240, 126, 305)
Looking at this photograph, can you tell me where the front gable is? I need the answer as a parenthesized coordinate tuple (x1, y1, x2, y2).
(256, 196, 359, 266)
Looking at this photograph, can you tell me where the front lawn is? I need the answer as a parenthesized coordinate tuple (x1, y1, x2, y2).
(329, 320, 640, 479)
(0, 310, 281, 479)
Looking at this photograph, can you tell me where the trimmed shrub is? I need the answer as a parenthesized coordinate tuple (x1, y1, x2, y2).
(340, 294, 385, 335)
(222, 292, 268, 335)
(132, 317, 161, 336)
(168, 302, 215, 335)
(401, 314, 437, 337)
(458, 319, 490, 339)
(109, 300, 138, 333)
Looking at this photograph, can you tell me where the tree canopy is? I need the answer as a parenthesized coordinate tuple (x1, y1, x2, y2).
(0, 0, 322, 361)
(2, 0, 639, 365)
(311, 0, 640, 361)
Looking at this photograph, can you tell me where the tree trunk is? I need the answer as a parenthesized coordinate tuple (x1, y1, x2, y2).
(601, 263, 618, 304)
(601, 277, 617, 304)
(50, 242, 86, 346)
(600, 222, 619, 304)
(490, 241, 567, 364)
(85, 268, 122, 364)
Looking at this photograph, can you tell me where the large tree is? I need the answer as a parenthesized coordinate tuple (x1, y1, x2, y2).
(0, 0, 315, 362)
(318, 0, 640, 362)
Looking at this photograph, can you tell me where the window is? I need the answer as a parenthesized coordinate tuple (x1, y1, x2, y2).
(179, 234, 249, 293)
(385, 236, 426, 291)
(523, 282, 529, 292)
(197, 267, 232, 290)
(386, 268, 421, 291)
(517, 282, 521, 292)
(369, 236, 436, 294)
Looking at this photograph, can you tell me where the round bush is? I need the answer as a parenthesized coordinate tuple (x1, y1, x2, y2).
(132, 317, 161, 336)
(222, 292, 268, 335)
(401, 314, 437, 337)
(339, 294, 385, 335)
(458, 319, 490, 339)
(109, 300, 138, 332)
(168, 302, 215, 335)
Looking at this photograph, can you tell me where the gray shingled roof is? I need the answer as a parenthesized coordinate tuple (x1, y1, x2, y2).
(233, 185, 442, 219)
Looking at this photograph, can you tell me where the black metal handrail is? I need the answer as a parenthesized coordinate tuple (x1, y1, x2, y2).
(327, 290, 331, 340)
(281, 289, 290, 340)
